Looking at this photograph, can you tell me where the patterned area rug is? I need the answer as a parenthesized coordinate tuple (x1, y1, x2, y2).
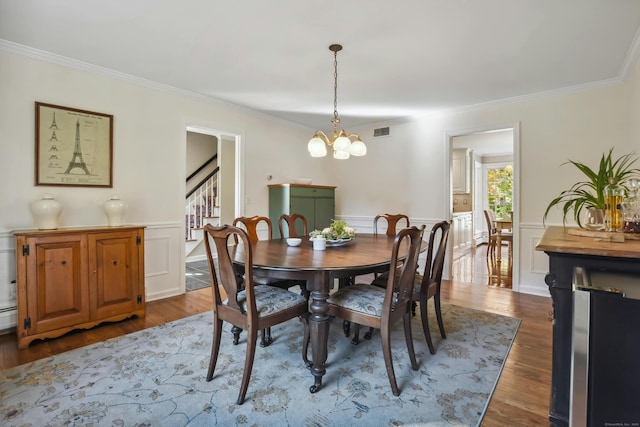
(1, 302, 519, 426)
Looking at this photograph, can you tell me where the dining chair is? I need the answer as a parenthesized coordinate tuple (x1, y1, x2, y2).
(345, 213, 410, 343)
(484, 209, 512, 259)
(322, 225, 425, 396)
(203, 224, 308, 405)
(232, 215, 308, 346)
(373, 213, 410, 236)
(278, 213, 308, 238)
(369, 221, 451, 354)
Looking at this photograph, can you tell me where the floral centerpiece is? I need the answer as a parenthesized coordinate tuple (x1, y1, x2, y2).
(309, 219, 356, 241)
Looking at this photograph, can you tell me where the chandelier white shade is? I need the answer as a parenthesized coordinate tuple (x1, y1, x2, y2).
(307, 44, 366, 159)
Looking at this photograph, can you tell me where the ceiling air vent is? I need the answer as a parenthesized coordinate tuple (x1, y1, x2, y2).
(373, 127, 390, 138)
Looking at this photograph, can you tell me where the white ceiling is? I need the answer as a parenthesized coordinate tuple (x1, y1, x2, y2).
(2, 0, 640, 135)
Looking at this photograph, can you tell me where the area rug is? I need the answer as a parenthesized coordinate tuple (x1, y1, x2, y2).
(0, 302, 519, 426)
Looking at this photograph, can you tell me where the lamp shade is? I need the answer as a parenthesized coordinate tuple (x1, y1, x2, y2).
(308, 136, 327, 157)
(349, 139, 367, 156)
(333, 149, 350, 160)
(333, 134, 351, 152)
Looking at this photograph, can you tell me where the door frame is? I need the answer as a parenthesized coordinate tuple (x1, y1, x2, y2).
(445, 122, 520, 291)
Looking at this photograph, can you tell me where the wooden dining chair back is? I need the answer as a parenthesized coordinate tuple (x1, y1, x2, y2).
(278, 213, 308, 238)
(414, 220, 450, 354)
(344, 213, 410, 343)
(367, 220, 450, 349)
(231, 215, 308, 346)
(374, 213, 410, 236)
(203, 224, 308, 405)
(233, 215, 272, 243)
(325, 225, 426, 396)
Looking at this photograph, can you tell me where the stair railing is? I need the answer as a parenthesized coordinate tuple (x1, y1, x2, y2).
(185, 165, 219, 240)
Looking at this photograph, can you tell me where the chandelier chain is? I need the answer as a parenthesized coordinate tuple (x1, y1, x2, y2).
(307, 43, 366, 158)
(333, 49, 339, 124)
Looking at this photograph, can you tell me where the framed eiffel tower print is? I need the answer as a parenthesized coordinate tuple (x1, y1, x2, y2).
(35, 102, 113, 187)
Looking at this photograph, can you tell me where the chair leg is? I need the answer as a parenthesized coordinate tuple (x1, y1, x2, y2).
(434, 294, 446, 339)
(207, 317, 224, 381)
(300, 313, 312, 368)
(231, 325, 242, 345)
(403, 311, 418, 371)
(364, 326, 375, 340)
(260, 327, 273, 347)
(380, 324, 400, 396)
(341, 277, 355, 339)
(237, 327, 258, 405)
(420, 299, 436, 354)
(351, 323, 361, 345)
(343, 320, 351, 337)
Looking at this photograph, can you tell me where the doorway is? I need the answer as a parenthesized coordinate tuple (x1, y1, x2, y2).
(447, 125, 519, 290)
(184, 125, 243, 292)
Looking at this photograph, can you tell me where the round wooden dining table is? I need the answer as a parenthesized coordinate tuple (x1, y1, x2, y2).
(230, 233, 421, 393)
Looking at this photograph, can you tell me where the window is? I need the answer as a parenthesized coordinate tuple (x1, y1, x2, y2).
(487, 164, 513, 218)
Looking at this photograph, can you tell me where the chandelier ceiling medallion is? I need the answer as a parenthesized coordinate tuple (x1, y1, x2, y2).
(307, 44, 366, 159)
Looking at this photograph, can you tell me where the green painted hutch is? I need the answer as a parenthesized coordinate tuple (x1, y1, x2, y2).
(268, 184, 336, 238)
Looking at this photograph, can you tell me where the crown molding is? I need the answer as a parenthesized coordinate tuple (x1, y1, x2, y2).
(0, 39, 311, 131)
(620, 25, 640, 80)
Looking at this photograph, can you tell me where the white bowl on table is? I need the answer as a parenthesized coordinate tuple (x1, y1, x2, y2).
(286, 238, 302, 247)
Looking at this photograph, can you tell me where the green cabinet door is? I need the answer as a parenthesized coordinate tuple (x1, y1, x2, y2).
(314, 196, 335, 231)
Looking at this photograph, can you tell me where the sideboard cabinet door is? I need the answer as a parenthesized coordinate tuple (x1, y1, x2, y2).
(90, 229, 145, 320)
(22, 233, 90, 337)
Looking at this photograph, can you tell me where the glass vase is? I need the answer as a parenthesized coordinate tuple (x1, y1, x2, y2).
(604, 178, 624, 232)
(585, 208, 605, 230)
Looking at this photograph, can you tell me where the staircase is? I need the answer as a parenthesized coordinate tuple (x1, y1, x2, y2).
(185, 156, 219, 259)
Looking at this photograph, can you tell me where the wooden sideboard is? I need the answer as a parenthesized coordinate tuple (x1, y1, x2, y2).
(14, 226, 145, 349)
(536, 226, 640, 426)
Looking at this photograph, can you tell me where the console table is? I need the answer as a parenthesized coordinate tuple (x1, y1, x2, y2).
(536, 226, 640, 426)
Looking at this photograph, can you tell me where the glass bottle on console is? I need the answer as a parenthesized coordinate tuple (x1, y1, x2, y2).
(604, 177, 624, 232)
(622, 178, 640, 233)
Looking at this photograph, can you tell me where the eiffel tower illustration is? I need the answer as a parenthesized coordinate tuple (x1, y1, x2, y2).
(64, 119, 91, 175)
(49, 112, 59, 129)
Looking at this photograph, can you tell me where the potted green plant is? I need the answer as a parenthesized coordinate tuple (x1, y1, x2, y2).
(543, 148, 640, 228)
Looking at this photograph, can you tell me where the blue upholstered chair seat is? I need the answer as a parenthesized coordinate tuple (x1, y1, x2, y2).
(229, 285, 307, 317)
(327, 284, 386, 317)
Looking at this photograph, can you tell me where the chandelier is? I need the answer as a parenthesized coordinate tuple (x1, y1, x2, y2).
(307, 44, 366, 159)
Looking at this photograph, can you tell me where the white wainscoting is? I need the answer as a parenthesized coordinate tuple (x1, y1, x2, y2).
(144, 222, 184, 302)
(0, 231, 17, 332)
(517, 223, 552, 297)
